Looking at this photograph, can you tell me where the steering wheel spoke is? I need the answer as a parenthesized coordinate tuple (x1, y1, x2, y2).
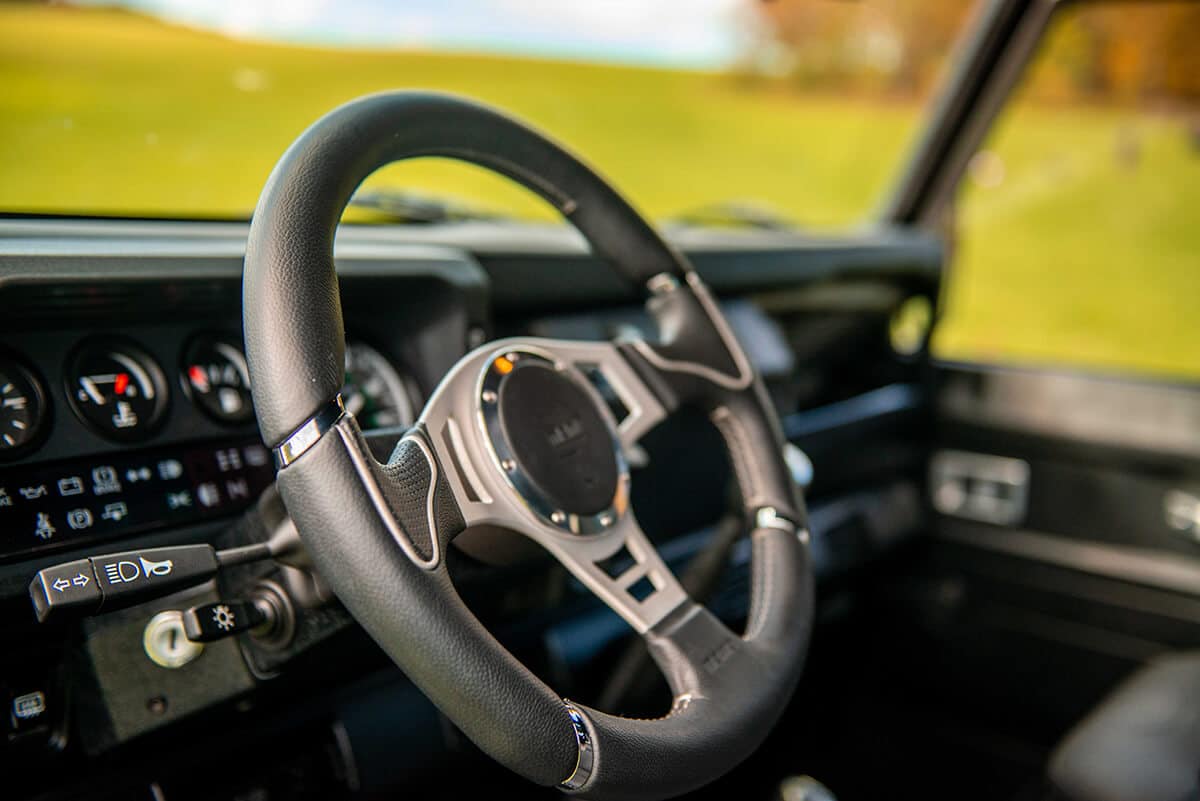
(407, 335, 687, 631)
(333, 414, 464, 570)
(618, 271, 756, 410)
(544, 508, 690, 634)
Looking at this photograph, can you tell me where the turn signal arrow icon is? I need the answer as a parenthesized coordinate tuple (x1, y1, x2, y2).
(50, 573, 90, 593)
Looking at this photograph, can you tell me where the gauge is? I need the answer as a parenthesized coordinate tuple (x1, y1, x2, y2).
(0, 357, 48, 458)
(65, 340, 168, 442)
(181, 336, 254, 425)
(342, 341, 416, 430)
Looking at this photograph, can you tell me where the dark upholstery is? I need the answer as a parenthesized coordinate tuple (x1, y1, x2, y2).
(1049, 652, 1200, 801)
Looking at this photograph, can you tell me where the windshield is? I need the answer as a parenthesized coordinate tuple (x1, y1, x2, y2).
(0, 1, 979, 226)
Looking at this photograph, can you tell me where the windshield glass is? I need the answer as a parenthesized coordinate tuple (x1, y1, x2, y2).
(0, 1, 979, 225)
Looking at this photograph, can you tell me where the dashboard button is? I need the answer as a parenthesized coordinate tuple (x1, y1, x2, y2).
(10, 689, 48, 732)
(29, 559, 101, 622)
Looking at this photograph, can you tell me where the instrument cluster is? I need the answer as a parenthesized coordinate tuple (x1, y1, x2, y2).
(0, 334, 419, 560)
(0, 335, 417, 462)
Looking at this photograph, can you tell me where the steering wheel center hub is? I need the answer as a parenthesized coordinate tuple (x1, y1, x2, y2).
(479, 351, 627, 534)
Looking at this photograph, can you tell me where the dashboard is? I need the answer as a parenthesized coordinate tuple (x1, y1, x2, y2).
(0, 217, 938, 800)
(0, 332, 414, 563)
(0, 230, 489, 563)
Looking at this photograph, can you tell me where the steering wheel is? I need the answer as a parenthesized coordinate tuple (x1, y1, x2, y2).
(242, 92, 813, 800)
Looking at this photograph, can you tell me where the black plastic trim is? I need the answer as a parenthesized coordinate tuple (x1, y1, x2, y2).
(0, 219, 941, 315)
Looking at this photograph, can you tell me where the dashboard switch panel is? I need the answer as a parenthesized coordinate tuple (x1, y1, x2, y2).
(0, 438, 274, 560)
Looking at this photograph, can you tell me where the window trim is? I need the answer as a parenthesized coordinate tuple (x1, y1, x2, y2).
(882, 0, 1061, 226)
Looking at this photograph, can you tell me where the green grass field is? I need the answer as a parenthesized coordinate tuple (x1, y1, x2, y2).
(944, 102, 1200, 380)
(1, 5, 1197, 379)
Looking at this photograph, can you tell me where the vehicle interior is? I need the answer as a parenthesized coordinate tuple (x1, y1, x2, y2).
(2, 1, 1198, 799)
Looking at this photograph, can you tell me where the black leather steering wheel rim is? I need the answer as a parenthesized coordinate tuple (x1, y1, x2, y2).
(244, 91, 684, 448)
(243, 91, 814, 800)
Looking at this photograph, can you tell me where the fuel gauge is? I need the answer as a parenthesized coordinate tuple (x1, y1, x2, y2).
(66, 340, 168, 442)
(181, 336, 254, 425)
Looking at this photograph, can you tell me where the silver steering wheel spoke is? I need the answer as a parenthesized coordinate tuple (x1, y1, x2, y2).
(418, 336, 666, 531)
(544, 506, 689, 634)
(417, 336, 689, 632)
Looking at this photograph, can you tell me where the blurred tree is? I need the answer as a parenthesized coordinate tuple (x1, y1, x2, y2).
(1023, 3, 1200, 105)
(747, 0, 974, 96)
(746, 0, 1200, 107)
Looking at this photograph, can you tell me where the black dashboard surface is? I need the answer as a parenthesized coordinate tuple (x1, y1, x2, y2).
(0, 217, 937, 801)
(0, 216, 938, 571)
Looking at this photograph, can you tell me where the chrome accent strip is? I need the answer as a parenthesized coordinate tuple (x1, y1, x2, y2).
(630, 272, 754, 391)
(560, 702, 595, 791)
(936, 524, 1200, 598)
(755, 506, 797, 534)
(275, 395, 346, 468)
(336, 423, 442, 570)
(646, 271, 680, 295)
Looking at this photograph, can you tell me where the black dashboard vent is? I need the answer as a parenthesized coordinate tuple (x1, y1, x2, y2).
(1, 279, 239, 328)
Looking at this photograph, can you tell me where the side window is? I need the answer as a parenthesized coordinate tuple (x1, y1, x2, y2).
(933, 2, 1200, 380)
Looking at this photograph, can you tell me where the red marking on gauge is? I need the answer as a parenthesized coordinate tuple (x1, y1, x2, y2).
(188, 365, 210, 392)
(114, 372, 130, 396)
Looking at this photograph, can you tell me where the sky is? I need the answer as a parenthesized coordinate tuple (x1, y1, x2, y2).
(88, 0, 754, 69)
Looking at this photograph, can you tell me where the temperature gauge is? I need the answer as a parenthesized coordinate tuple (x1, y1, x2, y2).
(181, 336, 254, 425)
(0, 356, 48, 459)
(66, 340, 168, 441)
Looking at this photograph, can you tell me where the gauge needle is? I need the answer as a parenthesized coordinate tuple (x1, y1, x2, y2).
(187, 365, 208, 392)
(80, 376, 109, 405)
(344, 391, 366, 416)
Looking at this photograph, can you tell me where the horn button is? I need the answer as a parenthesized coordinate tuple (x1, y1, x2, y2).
(480, 353, 625, 532)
